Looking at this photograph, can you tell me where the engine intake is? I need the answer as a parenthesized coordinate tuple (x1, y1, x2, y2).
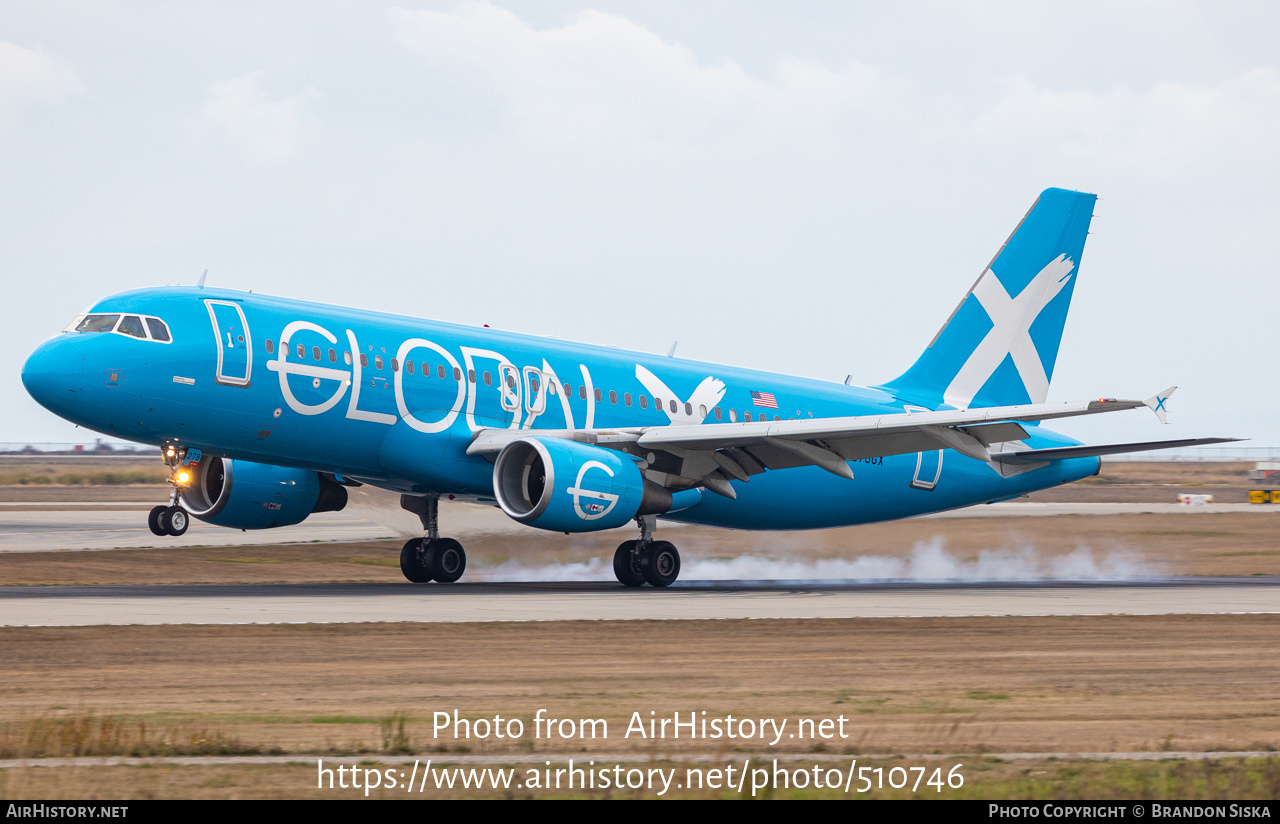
(180, 455, 347, 530)
(493, 437, 670, 533)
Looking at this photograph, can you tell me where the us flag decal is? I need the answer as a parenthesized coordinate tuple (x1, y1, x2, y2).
(750, 391, 778, 409)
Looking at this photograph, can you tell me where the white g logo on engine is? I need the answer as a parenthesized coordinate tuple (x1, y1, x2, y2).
(567, 461, 620, 521)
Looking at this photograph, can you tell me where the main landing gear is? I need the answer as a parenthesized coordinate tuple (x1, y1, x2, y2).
(399, 495, 467, 584)
(148, 444, 191, 537)
(613, 514, 681, 588)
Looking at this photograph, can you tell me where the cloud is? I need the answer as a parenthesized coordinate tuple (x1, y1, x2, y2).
(194, 73, 320, 162)
(388, 3, 1280, 183)
(0, 40, 84, 134)
(389, 1, 894, 158)
(955, 68, 1280, 182)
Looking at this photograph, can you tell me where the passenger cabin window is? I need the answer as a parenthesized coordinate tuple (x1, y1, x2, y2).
(406, 361, 414, 375)
(483, 371, 492, 386)
(669, 399, 677, 414)
(265, 339, 275, 354)
(579, 386, 586, 400)
(453, 367, 462, 380)
(375, 356, 383, 370)
(685, 402, 693, 416)
(297, 344, 305, 358)
(609, 390, 617, 404)
(328, 349, 336, 363)
(624, 393, 632, 406)
(76, 314, 120, 333)
(145, 318, 171, 342)
(360, 353, 368, 368)
(312, 346, 321, 361)
(438, 365, 447, 379)
(117, 315, 146, 339)
(344, 351, 352, 365)
(639, 396, 648, 409)
(392, 358, 399, 372)
(595, 388, 603, 402)
(714, 407, 722, 420)
(729, 409, 737, 422)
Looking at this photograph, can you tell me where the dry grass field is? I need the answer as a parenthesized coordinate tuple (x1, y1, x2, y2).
(1, 617, 1280, 798)
(5, 757, 1279, 799)
(1, 616, 1278, 758)
(1, 458, 1277, 799)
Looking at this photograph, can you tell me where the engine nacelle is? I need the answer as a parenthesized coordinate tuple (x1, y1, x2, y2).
(493, 437, 670, 533)
(179, 456, 347, 530)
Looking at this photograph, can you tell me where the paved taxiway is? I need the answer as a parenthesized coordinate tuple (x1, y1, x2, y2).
(2, 502, 1273, 553)
(2, 579, 1277, 626)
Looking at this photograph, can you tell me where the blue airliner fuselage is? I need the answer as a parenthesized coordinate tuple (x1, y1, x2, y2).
(28, 189, 1212, 587)
(22, 284, 1096, 532)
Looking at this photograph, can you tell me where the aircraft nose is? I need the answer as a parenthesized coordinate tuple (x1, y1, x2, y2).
(21, 337, 84, 415)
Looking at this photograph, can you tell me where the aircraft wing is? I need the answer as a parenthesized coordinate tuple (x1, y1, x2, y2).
(467, 390, 1207, 499)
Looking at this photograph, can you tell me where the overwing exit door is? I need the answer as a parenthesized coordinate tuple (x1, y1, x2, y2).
(205, 300, 252, 386)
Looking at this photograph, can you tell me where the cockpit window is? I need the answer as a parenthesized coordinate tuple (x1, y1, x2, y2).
(145, 318, 171, 342)
(117, 315, 146, 339)
(75, 314, 120, 333)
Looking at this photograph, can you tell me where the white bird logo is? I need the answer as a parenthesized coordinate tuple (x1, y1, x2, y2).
(635, 365, 727, 425)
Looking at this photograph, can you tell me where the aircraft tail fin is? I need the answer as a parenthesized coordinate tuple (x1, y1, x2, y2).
(880, 188, 1097, 409)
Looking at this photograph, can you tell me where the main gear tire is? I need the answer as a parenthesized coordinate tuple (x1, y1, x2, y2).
(400, 538, 433, 583)
(613, 540, 646, 587)
(638, 540, 680, 588)
(425, 538, 467, 584)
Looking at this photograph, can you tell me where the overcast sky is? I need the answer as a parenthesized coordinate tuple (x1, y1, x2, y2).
(2, 1, 1277, 448)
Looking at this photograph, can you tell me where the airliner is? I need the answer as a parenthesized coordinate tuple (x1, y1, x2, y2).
(21, 188, 1232, 586)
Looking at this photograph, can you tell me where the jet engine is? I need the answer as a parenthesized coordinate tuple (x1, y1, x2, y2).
(493, 437, 672, 532)
(179, 455, 348, 530)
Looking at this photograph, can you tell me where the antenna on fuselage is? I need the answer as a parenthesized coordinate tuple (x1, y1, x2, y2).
(196, 269, 208, 289)
(667, 341, 678, 358)
(843, 375, 853, 385)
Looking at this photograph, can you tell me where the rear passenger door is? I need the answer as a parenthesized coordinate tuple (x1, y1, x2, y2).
(205, 300, 252, 386)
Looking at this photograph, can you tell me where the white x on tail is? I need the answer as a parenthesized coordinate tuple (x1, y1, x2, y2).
(943, 254, 1076, 409)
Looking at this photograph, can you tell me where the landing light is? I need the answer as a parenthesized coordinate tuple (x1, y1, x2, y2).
(176, 471, 190, 485)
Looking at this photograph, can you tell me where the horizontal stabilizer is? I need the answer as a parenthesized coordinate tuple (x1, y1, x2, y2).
(989, 437, 1242, 464)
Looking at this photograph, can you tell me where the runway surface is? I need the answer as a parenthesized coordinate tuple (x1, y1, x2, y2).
(2, 578, 1277, 626)
(1, 502, 1273, 553)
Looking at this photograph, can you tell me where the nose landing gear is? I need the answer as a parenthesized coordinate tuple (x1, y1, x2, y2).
(613, 515, 681, 588)
(148, 444, 192, 537)
(149, 504, 189, 536)
(399, 495, 468, 584)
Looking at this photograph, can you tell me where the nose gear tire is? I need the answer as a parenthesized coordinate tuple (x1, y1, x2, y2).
(163, 505, 189, 536)
(148, 505, 167, 536)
